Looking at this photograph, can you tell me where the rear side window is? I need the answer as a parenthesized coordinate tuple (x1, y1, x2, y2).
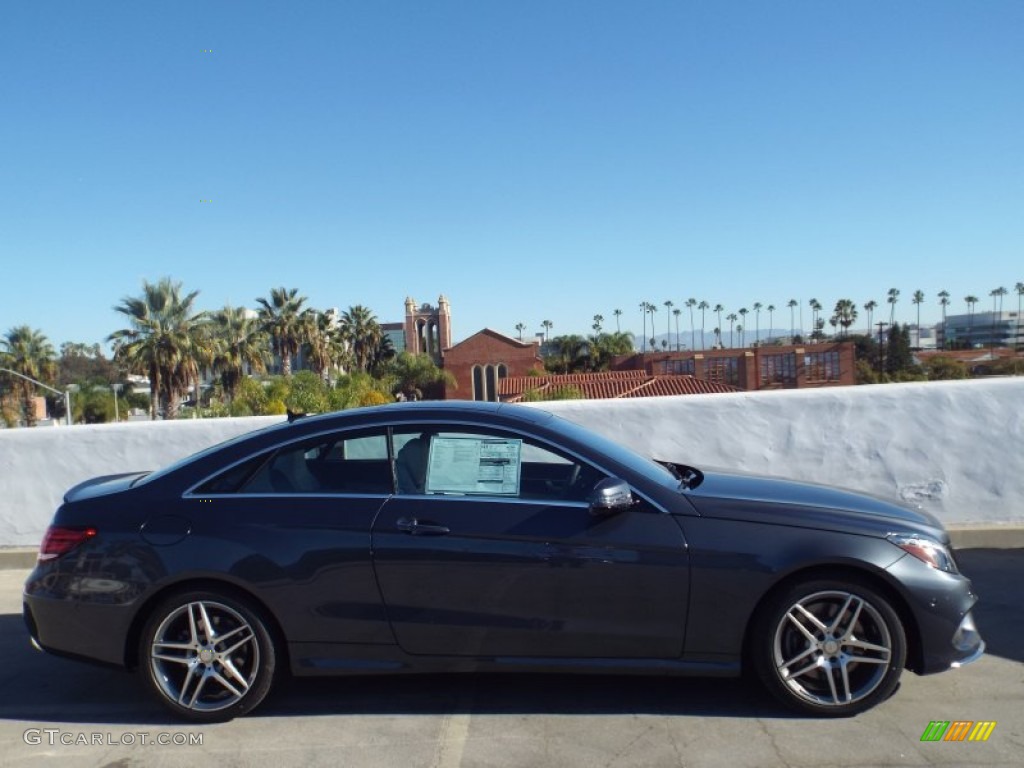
(196, 430, 393, 495)
(193, 453, 270, 494)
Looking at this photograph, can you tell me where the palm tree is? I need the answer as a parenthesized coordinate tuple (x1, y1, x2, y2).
(639, 302, 647, 353)
(384, 351, 456, 401)
(541, 319, 553, 344)
(726, 313, 738, 348)
(663, 300, 673, 347)
(303, 309, 347, 381)
(672, 308, 682, 350)
(937, 291, 950, 348)
(1015, 283, 1024, 351)
(736, 325, 744, 347)
(208, 306, 269, 401)
(592, 314, 604, 335)
(965, 295, 979, 347)
(697, 301, 709, 350)
(887, 288, 900, 327)
(766, 304, 776, 341)
(613, 308, 622, 333)
(810, 299, 824, 341)
(713, 304, 724, 342)
(864, 300, 878, 335)
(912, 290, 925, 348)
(647, 302, 658, 349)
(340, 305, 383, 373)
(752, 302, 763, 346)
(550, 334, 586, 373)
(787, 299, 798, 340)
(514, 322, 525, 341)
(256, 287, 308, 377)
(990, 286, 1008, 347)
(833, 299, 858, 338)
(738, 308, 749, 347)
(110, 277, 204, 419)
(0, 326, 56, 426)
(685, 298, 697, 350)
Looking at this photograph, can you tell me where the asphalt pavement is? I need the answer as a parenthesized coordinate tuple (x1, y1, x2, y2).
(1, 549, 1021, 768)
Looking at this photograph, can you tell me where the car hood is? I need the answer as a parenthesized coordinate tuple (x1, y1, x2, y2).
(64, 472, 149, 503)
(682, 470, 947, 540)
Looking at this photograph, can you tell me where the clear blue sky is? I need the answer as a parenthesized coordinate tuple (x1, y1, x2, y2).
(2, 1, 1021, 350)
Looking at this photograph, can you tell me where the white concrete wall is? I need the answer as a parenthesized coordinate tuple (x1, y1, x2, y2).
(1, 379, 1021, 547)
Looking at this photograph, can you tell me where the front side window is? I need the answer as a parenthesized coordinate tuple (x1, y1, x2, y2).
(392, 426, 604, 502)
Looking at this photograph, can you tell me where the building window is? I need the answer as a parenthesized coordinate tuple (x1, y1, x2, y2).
(472, 366, 484, 401)
(760, 353, 797, 386)
(805, 351, 840, 382)
(485, 365, 498, 402)
(706, 357, 738, 386)
(657, 359, 695, 375)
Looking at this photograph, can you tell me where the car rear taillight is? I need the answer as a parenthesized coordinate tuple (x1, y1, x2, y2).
(39, 526, 97, 561)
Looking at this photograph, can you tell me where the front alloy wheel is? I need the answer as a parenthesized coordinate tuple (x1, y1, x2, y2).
(140, 590, 276, 722)
(755, 579, 907, 716)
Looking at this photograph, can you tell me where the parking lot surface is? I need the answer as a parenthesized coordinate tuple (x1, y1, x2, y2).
(2, 549, 1021, 768)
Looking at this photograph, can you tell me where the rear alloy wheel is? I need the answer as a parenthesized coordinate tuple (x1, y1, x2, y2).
(140, 590, 276, 722)
(754, 579, 907, 716)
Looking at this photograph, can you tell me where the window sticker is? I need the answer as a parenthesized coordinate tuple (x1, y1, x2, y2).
(425, 437, 522, 495)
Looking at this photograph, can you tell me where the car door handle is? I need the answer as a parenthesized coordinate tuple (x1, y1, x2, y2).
(395, 517, 451, 536)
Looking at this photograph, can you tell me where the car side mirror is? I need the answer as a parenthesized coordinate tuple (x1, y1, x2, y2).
(587, 477, 635, 516)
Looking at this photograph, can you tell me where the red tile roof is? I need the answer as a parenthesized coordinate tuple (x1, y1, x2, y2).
(500, 372, 739, 402)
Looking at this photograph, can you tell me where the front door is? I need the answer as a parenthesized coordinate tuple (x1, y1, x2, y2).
(371, 426, 689, 659)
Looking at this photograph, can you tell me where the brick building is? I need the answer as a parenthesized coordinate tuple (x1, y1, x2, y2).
(441, 329, 543, 401)
(611, 342, 856, 390)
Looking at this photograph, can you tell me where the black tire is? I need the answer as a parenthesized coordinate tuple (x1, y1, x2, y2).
(752, 578, 906, 717)
(138, 589, 277, 722)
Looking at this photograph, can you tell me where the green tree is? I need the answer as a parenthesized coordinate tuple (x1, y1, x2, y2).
(886, 323, 915, 375)
(832, 299, 858, 338)
(514, 322, 526, 341)
(864, 300, 878, 335)
(209, 306, 269, 401)
(787, 299, 798, 339)
(937, 291, 950, 348)
(256, 287, 308, 377)
(964, 295, 979, 347)
(912, 290, 926, 348)
(548, 334, 587, 373)
(990, 286, 1008, 348)
(521, 385, 584, 402)
(340, 305, 383, 373)
(382, 351, 456, 400)
(924, 355, 967, 381)
(0, 326, 57, 426)
(887, 288, 900, 327)
(109, 277, 204, 420)
(686, 298, 697, 350)
(698, 301, 709, 350)
(303, 309, 348, 381)
(726, 313, 737, 348)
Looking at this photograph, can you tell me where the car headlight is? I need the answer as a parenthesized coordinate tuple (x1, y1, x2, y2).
(887, 533, 958, 573)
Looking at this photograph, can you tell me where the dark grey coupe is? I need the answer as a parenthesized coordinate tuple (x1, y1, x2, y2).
(24, 401, 983, 721)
